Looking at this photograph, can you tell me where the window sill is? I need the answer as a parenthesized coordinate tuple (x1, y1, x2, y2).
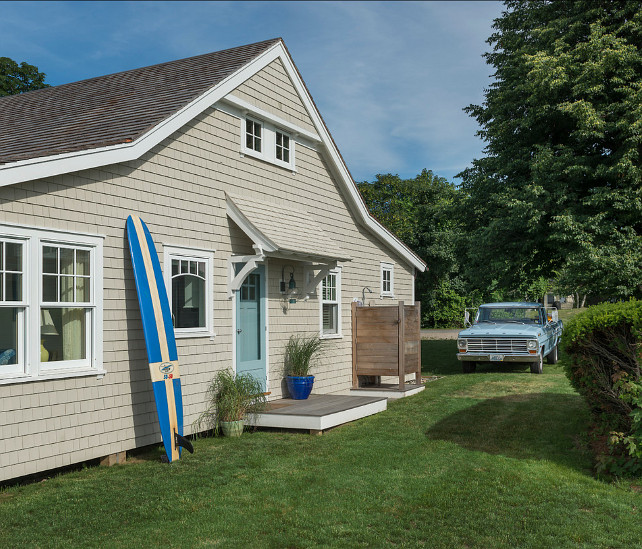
(174, 331, 216, 340)
(241, 148, 296, 173)
(0, 368, 107, 386)
(380, 294, 396, 299)
(320, 333, 343, 340)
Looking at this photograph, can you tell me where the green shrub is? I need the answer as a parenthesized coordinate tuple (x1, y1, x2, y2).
(563, 300, 642, 476)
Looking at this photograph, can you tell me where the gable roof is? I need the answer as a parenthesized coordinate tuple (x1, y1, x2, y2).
(0, 39, 426, 272)
(0, 38, 281, 165)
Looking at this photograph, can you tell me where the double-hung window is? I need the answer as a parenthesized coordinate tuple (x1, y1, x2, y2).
(0, 224, 103, 383)
(320, 269, 341, 338)
(40, 244, 93, 368)
(381, 262, 394, 297)
(164, 246, 214, 338)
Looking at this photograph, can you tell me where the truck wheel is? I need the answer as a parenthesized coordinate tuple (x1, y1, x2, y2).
(530, 355, 543, 374)
(546, 345, 558, 364)
(462, 362, 477, 374)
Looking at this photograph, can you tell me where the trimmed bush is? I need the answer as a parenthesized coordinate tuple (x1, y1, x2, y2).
(563, 300, 642, 476)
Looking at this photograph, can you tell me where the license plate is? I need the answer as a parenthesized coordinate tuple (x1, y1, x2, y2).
(490, 354, 504, 362)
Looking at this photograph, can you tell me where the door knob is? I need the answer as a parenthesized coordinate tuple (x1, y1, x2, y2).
(237, 328, 243, 334)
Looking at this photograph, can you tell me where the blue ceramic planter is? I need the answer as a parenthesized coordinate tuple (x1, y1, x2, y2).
(286, 375, 315, 400)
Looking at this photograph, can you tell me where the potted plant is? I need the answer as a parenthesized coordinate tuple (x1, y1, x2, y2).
(284, 334, 323, 400)
(195, 368, 267, 437)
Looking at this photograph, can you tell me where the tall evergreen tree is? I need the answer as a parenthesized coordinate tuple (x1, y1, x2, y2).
(460, 0, 642, 299)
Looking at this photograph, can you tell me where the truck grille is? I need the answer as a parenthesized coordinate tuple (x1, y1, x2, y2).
(466, 338, 529, 353)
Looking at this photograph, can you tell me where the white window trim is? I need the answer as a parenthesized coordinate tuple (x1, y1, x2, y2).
(0, 224, 104, 385)
(319, 267, 342, 339)
(381, 262, 395, 298)
(240, 114, 296, 172)
(163, 245, 215, 339)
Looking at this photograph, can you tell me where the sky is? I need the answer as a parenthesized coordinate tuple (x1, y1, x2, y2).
(1, 0, 505, 184)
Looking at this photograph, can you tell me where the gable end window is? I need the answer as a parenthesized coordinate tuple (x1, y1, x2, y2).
(246, 119, 262, 153)
(276, 131, 290, 163)
(381, 262, 394, 297)
(241, 116, 295, 170)
(164, 246, 214, 338)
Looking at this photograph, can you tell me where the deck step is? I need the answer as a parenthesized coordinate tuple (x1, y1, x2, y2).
(247, 394, 387, 432)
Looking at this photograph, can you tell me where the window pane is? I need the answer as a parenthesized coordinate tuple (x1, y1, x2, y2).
(198, 262, 205, 279)
(6, 242, 22, 272)
(181, 260, 188, 274)
(43, 275, 57, 302)
(60, 276, 74, 302)
(172, 259, 179, 276)
(6, 273, 22, 301)
(41, 307, 88, 362)
(190, 261, 197, 275)
(0, 307, 19, 367)
(172, 275, 205, 328)
(76, 250, 90, 276)
(323, 304, 337, 334)
(60, 248, 75, 275)
(283, 149, 289, 163)
(76, 277, 90, 303)
(43, 246, 58, 274)
(255, 137, 261, 153)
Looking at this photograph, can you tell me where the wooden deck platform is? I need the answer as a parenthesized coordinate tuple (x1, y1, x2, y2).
(349, 383, 425, 400)
(247, 394, 387, 434)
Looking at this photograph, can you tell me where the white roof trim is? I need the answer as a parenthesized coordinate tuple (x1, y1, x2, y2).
(0, 41, 426, 272)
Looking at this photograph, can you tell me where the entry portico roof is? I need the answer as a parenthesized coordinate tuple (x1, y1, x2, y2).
(226, 193, 351, 263)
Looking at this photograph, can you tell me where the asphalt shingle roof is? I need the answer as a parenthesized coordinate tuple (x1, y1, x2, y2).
(0, 38, 281, 165)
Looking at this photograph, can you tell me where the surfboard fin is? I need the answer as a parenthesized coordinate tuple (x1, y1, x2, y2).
(175, 432, 194, 454)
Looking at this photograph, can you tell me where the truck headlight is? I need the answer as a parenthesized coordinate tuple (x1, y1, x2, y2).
(458, 339, 467, 352)
(527, 340, 538, 352)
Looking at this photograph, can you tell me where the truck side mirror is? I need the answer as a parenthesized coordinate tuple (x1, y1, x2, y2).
(464, 310, 471, 327)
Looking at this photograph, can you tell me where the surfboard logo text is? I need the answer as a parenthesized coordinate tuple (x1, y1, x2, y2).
(159, 362, 174, 375)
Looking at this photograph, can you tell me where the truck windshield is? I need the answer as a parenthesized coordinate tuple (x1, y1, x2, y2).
(476, 307, 541, 324)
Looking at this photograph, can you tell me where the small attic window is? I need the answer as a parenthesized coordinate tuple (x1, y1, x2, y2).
(246, 119, 262, 153)
(240, 115, 295, 172)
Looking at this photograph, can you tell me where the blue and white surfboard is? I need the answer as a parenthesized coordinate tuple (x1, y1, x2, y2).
(126, 215, 193, 462)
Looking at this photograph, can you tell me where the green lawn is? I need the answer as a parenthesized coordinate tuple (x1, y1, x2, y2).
(1, 341, 640, 548)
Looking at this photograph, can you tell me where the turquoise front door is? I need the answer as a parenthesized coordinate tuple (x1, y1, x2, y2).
(236, 265, 266, 391)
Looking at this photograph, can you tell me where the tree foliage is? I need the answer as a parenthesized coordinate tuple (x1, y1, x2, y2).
(358, 170, 466, 327)
(0, 57, 50, 96)
(460, 0, 642, 300)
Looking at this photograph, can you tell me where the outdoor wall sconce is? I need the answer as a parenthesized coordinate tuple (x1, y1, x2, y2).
(281, 265, 298, 304)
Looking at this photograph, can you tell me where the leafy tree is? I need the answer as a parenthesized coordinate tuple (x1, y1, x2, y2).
(358, 169, 466, 327)
(0, 57, 50, 96)
(460, 0, 642, 301)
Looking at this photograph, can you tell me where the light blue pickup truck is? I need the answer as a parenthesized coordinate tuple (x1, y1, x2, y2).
(456, 302, 563, 374)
